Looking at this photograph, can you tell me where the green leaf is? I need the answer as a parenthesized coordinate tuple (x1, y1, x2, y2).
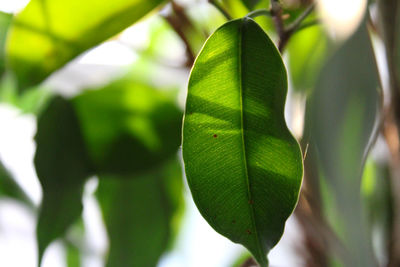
(307, 22, 379, 266)
(362, 158, 393, 264)
(215, 0, 249, 18)
(182, 18, 303, 266)
(66, 242, 81, 267)
(34, 96, 93, 265)
(0, 159, 34, 208)
(241, 0, 268, 10)
(0, 11, 12, 77)
(97, 158, 184, 267)
(6, 0, 164, 89)
(287, 25, 329, 94)
(72, 79, 182, 176)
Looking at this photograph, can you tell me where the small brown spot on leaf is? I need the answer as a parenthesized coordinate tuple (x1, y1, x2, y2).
(213, 134, 217, 138)
(232, 220, 236, 224)
(248, 199, 254, 205)
(246, 229, 252, 235)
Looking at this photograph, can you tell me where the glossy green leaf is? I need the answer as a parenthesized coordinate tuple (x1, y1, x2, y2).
(72, 79, 182, 176)
(6, 0, 164, 89)
(34, 96, 93, 264)
(182, 18, 303, 266)
(307, 22, 379, 266)
(0, 12, 12, 77)
(97, 158, 184, 267)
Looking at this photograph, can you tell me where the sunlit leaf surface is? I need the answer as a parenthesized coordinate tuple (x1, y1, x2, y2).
(183, 18, 302, 266)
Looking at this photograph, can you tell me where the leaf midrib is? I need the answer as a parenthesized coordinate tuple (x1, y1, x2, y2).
(238, 18, 267, 266)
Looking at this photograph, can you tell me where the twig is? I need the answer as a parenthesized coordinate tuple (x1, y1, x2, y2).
(161, 1, 197, 67)
(277, 2, 316, 51)
(286, 3, 316, 33)
(270, 0, 285, 51)
(246, 9, 271, 19)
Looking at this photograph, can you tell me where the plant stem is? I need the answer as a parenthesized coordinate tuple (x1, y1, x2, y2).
(208, 0, 232, 20)
(270, 0, 285, 52)
(286, 3, 316, 33)
(246, 9, 271, 19)
(277, 2, 316, 51)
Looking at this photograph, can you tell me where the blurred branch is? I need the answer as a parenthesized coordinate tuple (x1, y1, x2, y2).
(376, 0, 400, 265)
(294, 140, 350, 267)
(270, 1, 316, 51)
(239, 257, 258, 267)
(161, 1, 196, 67)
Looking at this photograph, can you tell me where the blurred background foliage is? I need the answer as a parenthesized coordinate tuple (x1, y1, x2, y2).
(0, 0, 399, 266)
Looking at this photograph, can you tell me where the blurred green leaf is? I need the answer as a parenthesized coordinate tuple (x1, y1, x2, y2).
(6, 0, 164, 90)
(34, 96, 93, 264)
(307, 22, 379, 266)
(241, 0, 266, 10)
(72, 79, 182, 176)
(66, 242, 81, 267)
(229, 251, 254, 267)
(0, 159, 34, 209)
(97, 158, 184, 267)
(362, 159, 393, 265)
(0, 73, 52, 115)
(0, 12, 12, 77)
(183, 18, 302, 266)
(215, 0, 249, 18)
(288, 25, 329, 94)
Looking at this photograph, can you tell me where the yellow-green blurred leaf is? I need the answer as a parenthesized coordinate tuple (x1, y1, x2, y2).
(6, 0, 164, 90)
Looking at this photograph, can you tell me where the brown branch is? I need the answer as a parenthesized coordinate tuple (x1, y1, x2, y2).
(160, 2, 196, 67)
(376, 0, 400, 265)
(270, 1, 316, 52)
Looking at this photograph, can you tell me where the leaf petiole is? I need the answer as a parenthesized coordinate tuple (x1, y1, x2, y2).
(246, 9, 272, 19)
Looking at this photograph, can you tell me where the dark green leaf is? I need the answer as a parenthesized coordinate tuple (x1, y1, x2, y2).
(307, 22, 379, 266)
(0, 159, 34, 208)
(72, 79, 182, 176)
(0, 11, 12, 77)
(97, 158, 184, 267)
(182, 18, 303, 266)
(34, 96, 93, 264)
(6, 0, 164, 90)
